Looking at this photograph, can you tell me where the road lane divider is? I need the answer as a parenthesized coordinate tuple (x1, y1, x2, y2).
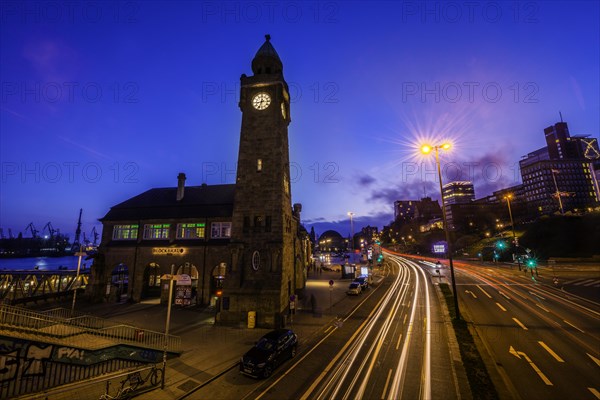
(587, 353, 600, 367)
(537, 341, 564, 362)
(381, 369, 393, 400)
(589, 388, 600, 399)
(476, 285, 492, 298)
(563, 319, 585, 333)
(535, 303, 550, 312)
(529, 291, 545, 300)
(395, 333, 403, 350)
(465, 290, 477, 299)
(495, 302, 507, 312)
(499, 291, 511, 300)
(509, 346, 553, 386)
(512, 317, 528, 330)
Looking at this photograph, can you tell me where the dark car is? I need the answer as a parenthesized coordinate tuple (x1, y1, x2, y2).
(240, 329, 298, 378)
(353, 276, 369, 290)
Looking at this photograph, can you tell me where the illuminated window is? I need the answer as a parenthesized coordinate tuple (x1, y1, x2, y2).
(257, 159, 262, 171)
(177, 223, 205, 239)
(211, 222, 232, 239)
(113, 224, 138, 240)
(143, 224, 170, 239)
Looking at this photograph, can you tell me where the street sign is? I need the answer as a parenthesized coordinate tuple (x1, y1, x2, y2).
(290, 294, 296, 302)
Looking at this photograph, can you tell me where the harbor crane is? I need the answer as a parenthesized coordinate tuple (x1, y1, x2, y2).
(42, 222, 56, 238)
(25, 223, 39, 238)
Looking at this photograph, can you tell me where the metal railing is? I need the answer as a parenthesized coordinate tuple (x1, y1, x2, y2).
(0, 304, 181, 353)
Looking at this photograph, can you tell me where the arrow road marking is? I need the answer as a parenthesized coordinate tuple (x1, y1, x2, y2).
(509, 346, 553, 386)
(465, 290, 477, 299)
(538, 341, 564, 362)
(587, 353, 600, 367)
(512, 317, 528, 330)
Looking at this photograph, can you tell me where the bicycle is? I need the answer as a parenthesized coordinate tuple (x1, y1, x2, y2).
(99, 384, 133, 400)
(124, 365, 163, 390)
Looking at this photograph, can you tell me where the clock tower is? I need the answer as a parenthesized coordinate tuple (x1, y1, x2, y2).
(220, 35, 295, 328)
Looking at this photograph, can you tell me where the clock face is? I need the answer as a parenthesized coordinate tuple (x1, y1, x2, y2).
(281, 102, 286, 119)
(252, 93, 271, 110)
(251, 250, 261, 271)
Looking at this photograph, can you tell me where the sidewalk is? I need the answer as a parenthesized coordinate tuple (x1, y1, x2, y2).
(29, 267, 373, 400)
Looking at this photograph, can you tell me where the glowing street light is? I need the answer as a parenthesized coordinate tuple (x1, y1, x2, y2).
(347, 212, 355, 250)
(421, 142, 460, 320)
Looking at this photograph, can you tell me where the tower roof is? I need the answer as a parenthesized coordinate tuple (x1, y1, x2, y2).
(252, 34, 283, 75)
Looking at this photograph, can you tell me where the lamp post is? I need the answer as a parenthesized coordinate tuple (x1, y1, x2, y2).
(503, 194, 521, 271)
(161, 264, 175, 389)
(71, 245, 86, 317)
(421, 143, 460, 320)
(347, 212, 355, 250)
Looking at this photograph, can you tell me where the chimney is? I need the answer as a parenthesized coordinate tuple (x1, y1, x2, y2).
(177, 173, 186, 201)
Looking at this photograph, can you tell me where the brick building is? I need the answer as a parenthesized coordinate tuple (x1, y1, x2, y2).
(90, 36, 311, 328)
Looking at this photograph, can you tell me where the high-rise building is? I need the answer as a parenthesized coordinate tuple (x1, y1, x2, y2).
(442, 181, 475, 205)
(520, 122, 600, 215)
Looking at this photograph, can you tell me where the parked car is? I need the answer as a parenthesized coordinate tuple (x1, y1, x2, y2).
(353, 276, 369, 290)
(347, 282, 362, 295)
(330, 264, 342, 272)
(240, 329, 298, 378)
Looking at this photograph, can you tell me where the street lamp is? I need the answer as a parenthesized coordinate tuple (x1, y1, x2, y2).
(347, 212, 355, 250)
(421, 142, 460, 320)
(503, 194, 521, 271)
(71, 245, 86, 316)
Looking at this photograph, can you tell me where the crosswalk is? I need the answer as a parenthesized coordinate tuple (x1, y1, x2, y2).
(562, 278, 600, 287)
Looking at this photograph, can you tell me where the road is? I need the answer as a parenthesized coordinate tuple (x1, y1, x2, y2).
(444, 260, 600, 400)
(189, 254, 461, 400)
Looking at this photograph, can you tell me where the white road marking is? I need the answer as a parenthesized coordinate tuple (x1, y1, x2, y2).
(476, 285, 492, 298)
(589, 388, 600, 399)
(538, 341, 564, 362)
(563, 319, 585, 333)
(381, 369, 393, 400)
(513, 317, 528, 330)
(529, 291, 545, 300)
(536, 303, 550, 312)
(509, 346, 552, 386)
(465, 290, 477, 299)
(587, 353, 600, 367)
(499, 291, 511, 300)
(395, 333, 403, 350)
(496, 302, 507, 312)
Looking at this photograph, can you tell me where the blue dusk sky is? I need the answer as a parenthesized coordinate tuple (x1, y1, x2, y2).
(1, 1, 599, 240)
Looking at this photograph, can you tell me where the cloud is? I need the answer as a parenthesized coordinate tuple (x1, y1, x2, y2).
(357, 173, 376, 187)
(305, 210, 394, 238)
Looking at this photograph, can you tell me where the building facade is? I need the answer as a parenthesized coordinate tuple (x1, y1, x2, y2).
(89, 36, 311, 329)
(520, 121, 600, 215)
